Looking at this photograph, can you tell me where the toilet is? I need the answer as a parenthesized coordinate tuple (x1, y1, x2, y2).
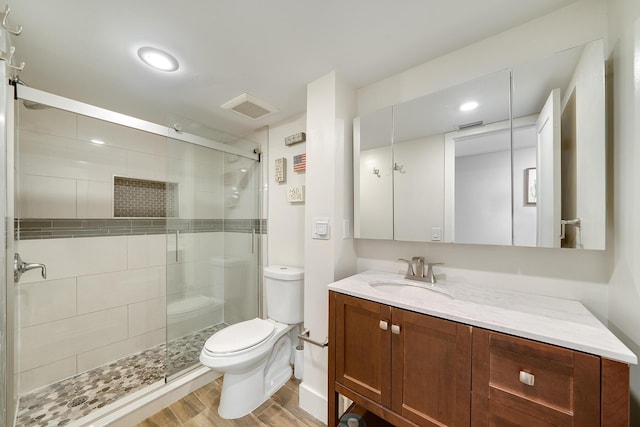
(199, 265, 304, 419)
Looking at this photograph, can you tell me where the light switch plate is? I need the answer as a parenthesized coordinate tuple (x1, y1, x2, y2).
(312, 217, 329, 239)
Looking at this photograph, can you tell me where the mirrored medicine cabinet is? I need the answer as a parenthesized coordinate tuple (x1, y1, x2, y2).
(354, 39, 605, 250)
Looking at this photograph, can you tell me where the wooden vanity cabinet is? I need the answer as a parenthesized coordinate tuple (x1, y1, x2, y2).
(472, 328, 630, 427)
(328, 291, 631, 427)
(329, 291, 472, 427)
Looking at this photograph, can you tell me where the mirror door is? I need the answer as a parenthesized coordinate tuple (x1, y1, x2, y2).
(535, 88, 561, 247)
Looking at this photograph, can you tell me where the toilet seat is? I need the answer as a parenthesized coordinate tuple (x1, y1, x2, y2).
(204, 318, 275, 355)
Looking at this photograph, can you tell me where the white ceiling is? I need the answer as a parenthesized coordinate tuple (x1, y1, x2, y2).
(8, 0, 578, 141)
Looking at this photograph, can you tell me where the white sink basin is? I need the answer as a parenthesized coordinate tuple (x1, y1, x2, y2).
(369, 281, 454, 299)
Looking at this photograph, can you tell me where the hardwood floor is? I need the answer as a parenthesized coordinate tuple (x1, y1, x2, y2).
(135, 377, 325, 427)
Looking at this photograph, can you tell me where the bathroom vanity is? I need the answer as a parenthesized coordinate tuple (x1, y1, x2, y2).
(327, 271, 637, 427)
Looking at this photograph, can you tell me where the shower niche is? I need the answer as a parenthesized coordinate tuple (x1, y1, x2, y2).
(113, 176, 179, 218)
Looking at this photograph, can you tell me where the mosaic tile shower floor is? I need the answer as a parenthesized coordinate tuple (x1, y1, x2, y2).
(16, 323, 226, 427)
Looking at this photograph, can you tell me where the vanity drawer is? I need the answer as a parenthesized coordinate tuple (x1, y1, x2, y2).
(472, 329, 601, 426)
(488, 333, 579, 410)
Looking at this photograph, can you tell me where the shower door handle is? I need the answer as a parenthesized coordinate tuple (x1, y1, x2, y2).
(14, 253, 47, 283)
(251, 229, 255, 254)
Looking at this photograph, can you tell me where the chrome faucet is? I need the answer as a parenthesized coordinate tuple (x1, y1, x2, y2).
(398, 257, 443, 284)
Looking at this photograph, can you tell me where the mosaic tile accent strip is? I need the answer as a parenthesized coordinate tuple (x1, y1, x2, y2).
(16, 323, 226, 427)
(113, 176, 179, 218)
(15, 218, 267, 240)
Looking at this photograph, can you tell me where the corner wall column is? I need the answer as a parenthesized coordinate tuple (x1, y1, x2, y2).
(300, 71, 357, 422)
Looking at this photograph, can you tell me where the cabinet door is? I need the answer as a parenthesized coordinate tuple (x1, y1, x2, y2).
(391, 308, 472, 426)
(334, 293, 392, 407)
(472, 328, 600, 426)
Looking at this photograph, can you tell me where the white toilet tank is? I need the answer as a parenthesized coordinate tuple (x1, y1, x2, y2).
(264, 265, 304, 324)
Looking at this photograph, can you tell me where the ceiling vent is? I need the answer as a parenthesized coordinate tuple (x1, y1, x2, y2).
(221, 93, 278, 120)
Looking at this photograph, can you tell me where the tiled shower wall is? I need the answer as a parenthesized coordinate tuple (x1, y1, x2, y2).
(15, 104, 261, 394)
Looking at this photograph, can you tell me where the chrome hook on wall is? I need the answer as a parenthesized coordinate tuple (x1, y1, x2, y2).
(1, 5, 22, 35)
(1, 45, 25, 71)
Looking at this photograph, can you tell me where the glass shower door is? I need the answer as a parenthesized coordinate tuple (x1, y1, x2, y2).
(165, 134, 261, 378)
(1, 73, 14, 427)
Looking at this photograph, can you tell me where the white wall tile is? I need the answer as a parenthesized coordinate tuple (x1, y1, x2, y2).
(166, 262, 186, 297)
(196, 232, 224, 261)
(126, 151, 166, 182)
(77, 266, 166, 314)
(19, 103, 77, 139)
(19, 130, 127, 182)
(77, 328, 165, 372)
(19, 278, 77, 327)
(194, 191, 224, 219)
(77, 115, 166, 156)
(20, 356, 77, 394)
(128, 297, 166, 337)
(76, 180, 112, 218)
(20, 306, 128, 371)
(17, 236, 128, 284)
(127, 234, 167, 270)
(18, 174, 76, 218)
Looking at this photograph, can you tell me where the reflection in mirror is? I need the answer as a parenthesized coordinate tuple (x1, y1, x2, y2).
(354, 106, 393, 239)
(511, 39, 605, 249)
(353, 39, 605, 250)
(393, 70, 511, 242)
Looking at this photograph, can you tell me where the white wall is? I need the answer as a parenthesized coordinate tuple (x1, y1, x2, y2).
(606, 0, 640, 420)
(266, 114, 306, 268)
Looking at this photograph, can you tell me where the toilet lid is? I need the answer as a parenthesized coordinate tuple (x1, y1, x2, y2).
(204, 318, 275, 354)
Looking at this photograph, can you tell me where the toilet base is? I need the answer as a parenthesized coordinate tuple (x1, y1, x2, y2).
(217, 333, 293, 419)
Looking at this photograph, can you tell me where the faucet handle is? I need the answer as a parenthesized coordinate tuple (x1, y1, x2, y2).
(411, 256, 425, 277)
(425, 262, 444, 284)
(397, 258, 415, 276)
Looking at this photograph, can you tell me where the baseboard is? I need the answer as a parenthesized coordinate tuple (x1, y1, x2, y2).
(299, 381, 328, 424)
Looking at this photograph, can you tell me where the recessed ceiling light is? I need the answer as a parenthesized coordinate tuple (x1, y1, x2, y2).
(459, 101, 479, 112)
(137, 47, 179, 72)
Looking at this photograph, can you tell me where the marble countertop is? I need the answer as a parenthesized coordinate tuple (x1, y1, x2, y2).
(328, 270, 637, 364)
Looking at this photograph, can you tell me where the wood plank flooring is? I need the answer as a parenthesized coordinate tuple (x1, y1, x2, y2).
(135, 377, 325, 427)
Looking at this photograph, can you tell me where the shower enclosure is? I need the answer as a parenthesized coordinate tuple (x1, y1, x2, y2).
(2, 84, 264, 426)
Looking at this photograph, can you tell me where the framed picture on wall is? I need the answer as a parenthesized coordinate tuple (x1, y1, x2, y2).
(525, 167, 537, 205)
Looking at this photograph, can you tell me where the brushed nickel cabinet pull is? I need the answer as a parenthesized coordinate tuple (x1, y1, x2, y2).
(391, 324, 401, 335)
(519, 371, 535, 386)
(379, 320, 388, 331)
